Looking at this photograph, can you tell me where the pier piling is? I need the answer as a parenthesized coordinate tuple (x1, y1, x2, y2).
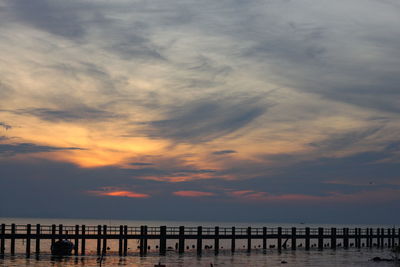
(197, 226, 202, 255)
(291, 227, 296, 250)
(81, 225, 86, 255)
(331, 228, 336, 249)
(178, 226, 185, 254)
(74, 225, 79, 255)
(305, 227, 310, 250)
(35, 224, 40, 254)
(26, 224, 31, 257)
(318, 227, 323, 250)
(97, 225, 101, 255)
(231, 227, 236, 253)
(0, 224, 5, 255)
(262, 227, 267, 250)
(277, 227, 282, 251)
(247, 227, 251, 253)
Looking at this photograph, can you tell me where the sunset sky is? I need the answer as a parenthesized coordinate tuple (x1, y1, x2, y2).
(1, 0, 400, 223)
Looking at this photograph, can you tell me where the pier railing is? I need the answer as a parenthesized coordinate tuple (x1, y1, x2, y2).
(1, 224, 399, 257)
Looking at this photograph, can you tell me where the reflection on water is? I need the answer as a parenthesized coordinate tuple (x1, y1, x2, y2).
(0, 249, 396, 267)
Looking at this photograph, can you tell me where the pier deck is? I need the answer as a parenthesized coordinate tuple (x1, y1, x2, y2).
(1, 224, 399, 257)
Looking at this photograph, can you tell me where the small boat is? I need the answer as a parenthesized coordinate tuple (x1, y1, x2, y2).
(51, 240, 74, 256)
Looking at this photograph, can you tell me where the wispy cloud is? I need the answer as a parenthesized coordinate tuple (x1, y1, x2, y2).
(0, 122, 12, 130)
(212, 150, 237, 155)
(87, 187, 150, 198)
(0, 143, 83, 156)
(142, 97, 267, 143)
(173, 191, 215, 197)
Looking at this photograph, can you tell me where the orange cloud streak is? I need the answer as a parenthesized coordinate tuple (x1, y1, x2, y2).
(88, 190, 150, 198)
(173, 191, 215, 197)
(228, 189, 400, 203)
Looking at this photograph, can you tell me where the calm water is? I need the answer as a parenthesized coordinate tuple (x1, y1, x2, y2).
(1, 217, 398, 267)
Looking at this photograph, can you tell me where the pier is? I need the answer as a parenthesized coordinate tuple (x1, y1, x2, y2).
(0, 224, 399, 257)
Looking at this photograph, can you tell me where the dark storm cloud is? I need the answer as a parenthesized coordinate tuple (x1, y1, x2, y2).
(143, 98, 267, 143)
(213, 150, 237, 155)
(0, 143, 83, 156)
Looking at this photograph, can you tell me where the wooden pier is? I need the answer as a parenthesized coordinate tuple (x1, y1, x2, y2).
(0, 224, 399, 257)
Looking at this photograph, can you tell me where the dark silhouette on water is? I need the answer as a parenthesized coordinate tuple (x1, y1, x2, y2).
(51, 240, 74, 256)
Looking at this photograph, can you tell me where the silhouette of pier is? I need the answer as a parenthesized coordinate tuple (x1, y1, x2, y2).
(0, 224, 399, 257)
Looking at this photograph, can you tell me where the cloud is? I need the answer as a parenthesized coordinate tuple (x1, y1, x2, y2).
(0, 136, 9, 141)
(15, 105, 118, 122)
(130, 162, 154, 166)
(228, 189, 400, 204)
(88, 189, 150, 199)
(173, 191, 215, 197)
(0, 122, 12, 130)
(308, 127, 382, 152)
(5, 0, 89, 40)
(143, 97, 267, 143)
(0, 143, 83, 156)
(212, 150, 237, 155)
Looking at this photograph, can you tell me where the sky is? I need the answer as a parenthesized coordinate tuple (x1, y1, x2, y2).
(0, 0, 400, 224)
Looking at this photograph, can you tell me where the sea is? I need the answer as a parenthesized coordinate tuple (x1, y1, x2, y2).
(0, 217, 398, 267)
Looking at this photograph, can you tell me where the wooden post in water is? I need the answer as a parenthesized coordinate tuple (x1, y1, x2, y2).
(377, 228, 381, 247)
(277, 227, 282, 252)
(291, 227, 296, 250)
(140, 226, 144, 256)
(367, 228, 372, 248)
(343, 228, 349, 249)
(305, 227, 310, 250)
(331, 228, 336, 249)
(74, 225, 79, 255)
(58, 224, 63, 240)
(388, 229, 391, 248)
(123, 225, 128, 256)
(97, 225, 101, 255)
(178, 226, 185, 254)
(81, 225, 86, 255)
(397, 228, 400, 246)
(0, 224, 5, 255)
(231, 227, 236, 253)
(370, 228, 374, 247)
(143, 226, 148, 255)
(391, 228, 395, 247)
(124, 225, 128, 256)
(356, 228, 361, 248)
(10, 224, 15, 255)
(26, 224, 31, 257)
(263, 227, 267, 250)
(119, 225, 123, 256)
(196, 226, 202, 255)
(381, 228, 385, 247)
(35, 224, 40, 255)
(215, 226, 220, 255)
(246, 227, 251, 253)
(160, 226, 167, 256)
(102, 225, 107, 255)
(318, 227, 323, 250)
(51, 224, 56, 248)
